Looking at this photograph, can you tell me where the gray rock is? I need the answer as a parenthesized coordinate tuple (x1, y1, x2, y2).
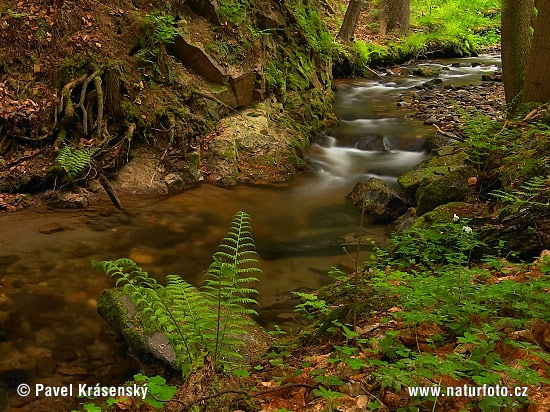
(44, 188, 93, 209)
(348, 178, 409, 222)
(394, 207, 418, 232)
(97, 288, 271, 371)
(424, 115, 437, 125)
(172, 36, 229, 85)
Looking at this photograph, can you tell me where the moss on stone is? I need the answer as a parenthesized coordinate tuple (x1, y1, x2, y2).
(398, 147, 468, 200)
(416, 164, 476, 215)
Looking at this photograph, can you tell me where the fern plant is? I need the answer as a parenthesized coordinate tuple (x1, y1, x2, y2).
(491, 176, 549, 207)
(203, 211, 261, 366)
(93, 211, 260, 375)
(56, 145, 98, 179)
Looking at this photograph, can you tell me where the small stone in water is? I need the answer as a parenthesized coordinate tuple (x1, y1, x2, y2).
(129, 252, 153, 264)
(424, 115, 437, 125)
(38, 222, 65, 234)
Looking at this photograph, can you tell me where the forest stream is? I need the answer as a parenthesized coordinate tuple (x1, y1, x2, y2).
(0, 54, 501, 411)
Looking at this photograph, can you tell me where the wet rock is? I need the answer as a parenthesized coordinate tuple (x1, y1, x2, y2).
(258, 287, 311, 328)
(97, 288, 272, 372)
(128, 251, 154, 264)
(422, 78, 443, 88)
(396, 100, 409, 108)
(56, 365, 87, 376)
(348, 178, 409, 222)
(38, 222, 65, 234)
(412, 66, 441, 77)
(113, 147, 168, 194)
(34, 356, 56, 378)
(0, 255, 19, 268)
(355, 136, 386, 151)
(52, 349, 78, 363)
(424, 132, 456, 152)
(424, 115, 437, 125)
(482, 71, 503, 82)
(44, 188, 93, 209)
(393, 207, 417, 232)
(163, 164, 201, 193)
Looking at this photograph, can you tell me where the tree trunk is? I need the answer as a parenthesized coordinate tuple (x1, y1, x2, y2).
(524, 0, 550, 103)
(338, 0, 362, 42)
(380, 0, 410, 36)
(501, 0, 535, 104)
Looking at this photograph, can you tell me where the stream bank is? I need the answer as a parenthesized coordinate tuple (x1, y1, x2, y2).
(1, 54, 511, 412)
(0, 0, 335, 212)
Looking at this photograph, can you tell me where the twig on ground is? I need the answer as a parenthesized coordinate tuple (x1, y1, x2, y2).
(433, 124, 466, 143)
(167, 383, 316, 412)
(3, 147, 47, 168)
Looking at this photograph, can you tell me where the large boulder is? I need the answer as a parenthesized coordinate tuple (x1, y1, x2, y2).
(97, 288, 272, 372)
(397, 144, 476, 214)
(348, 178, 409, 222)
(416, 163, 476, 215)
(397, 145, 467, 200)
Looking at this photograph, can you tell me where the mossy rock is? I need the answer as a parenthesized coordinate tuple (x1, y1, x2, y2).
(348, 178, 409, 222)
(397, 145, 468, 201)
(97, 289, 178, 369)
(412, 202, 489, 228)
(97, 288, 272, 372)
(412, 66, 442, 77)
(416, 164, 476, 215)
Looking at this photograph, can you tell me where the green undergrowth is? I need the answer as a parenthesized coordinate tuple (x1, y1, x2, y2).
(335, 0, 501, 76)
(292, 214, 550, 411)
(460, 108, 550, 200)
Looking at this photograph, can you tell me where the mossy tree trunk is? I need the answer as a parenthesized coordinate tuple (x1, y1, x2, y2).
(501, 0, 535, 104)
(339, 0, 363, 42)
(524, 0, 550, 103)
(380, 0, 410, 36)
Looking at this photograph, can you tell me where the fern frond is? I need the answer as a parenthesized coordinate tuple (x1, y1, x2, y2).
(56, 145, 98, 179)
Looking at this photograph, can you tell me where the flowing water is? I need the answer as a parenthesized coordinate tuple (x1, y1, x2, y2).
(0, 54, 500, 411)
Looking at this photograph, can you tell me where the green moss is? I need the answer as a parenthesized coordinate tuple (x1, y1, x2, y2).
(217, 0, 253, 25)
(398, 148, 467, 199)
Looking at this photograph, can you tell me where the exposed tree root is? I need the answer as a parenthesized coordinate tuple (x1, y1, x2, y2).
(192, 89, 242, 116)
(54, 73, 88, 133)
(78, 69, 102, 136)
(94, 75, 104, 140)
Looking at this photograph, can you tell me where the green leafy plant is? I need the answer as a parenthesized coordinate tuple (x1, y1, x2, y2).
(293, 291, 329, 319)
(313, 387, 345, 412)
(93, 211, 261, 375)
(136, 12, 177, 72)
(203, 211, 261, 366)
(491, 176, 549, 207)
(72, 373, 176, 412)
(7, 9, 26, 19)
(383, 216, 484, 268)
(55, 146, 98, 179)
